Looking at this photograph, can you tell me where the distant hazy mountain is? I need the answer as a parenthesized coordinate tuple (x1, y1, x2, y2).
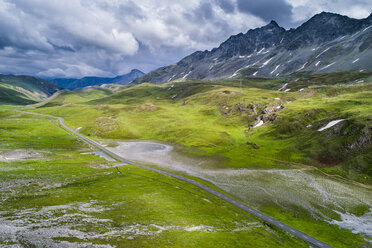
(133, 12, 372, 84)
(49, 69, 144, 90)
(0, 74, 61, 105)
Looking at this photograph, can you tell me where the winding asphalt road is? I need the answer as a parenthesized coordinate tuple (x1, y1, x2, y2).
(19, 109, 333, 248)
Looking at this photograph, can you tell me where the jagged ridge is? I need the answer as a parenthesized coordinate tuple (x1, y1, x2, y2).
(134, 12, 372, 84)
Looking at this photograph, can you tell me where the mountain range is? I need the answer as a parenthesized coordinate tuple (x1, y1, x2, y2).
(48, 69, 144, 90)
(133, 12, 372, 84)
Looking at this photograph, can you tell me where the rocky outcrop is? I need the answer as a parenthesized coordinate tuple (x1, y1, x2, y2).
(346, 126, 372, 150)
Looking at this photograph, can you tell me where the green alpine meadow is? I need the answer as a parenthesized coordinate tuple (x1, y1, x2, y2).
(0, 2, 371, 248)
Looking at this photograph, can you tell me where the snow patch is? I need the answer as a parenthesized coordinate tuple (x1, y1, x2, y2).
(318, 119, 345, 132)
(278, 83, 288, 91)
(257, 48, 265, 54)
(230, 63, 256, 78)
(352, 58, 359, 64)
(270, 65, 280, 74)
(168, 75, 177, 82)
(260, 57, 273, 68)
(283, 89, 290, 92)
(229, 69, 241, 78)
(351, 30, 361, 37)
(363, 25, 372, 32)
(253, 71, 258, 76)
(315, 47, 330, 58)
(239, 54, 252, 59)
(253, 120, 264, 128)
(320, 62, 336, 71)
(296, 62, 307, 71)
(182, 71, 191, 79)
(315, 61, 320, 66)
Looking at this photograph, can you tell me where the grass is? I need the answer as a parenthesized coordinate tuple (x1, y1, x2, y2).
(0, 106, 306, 247)
(0, 84, 38, 105)
(2, 71, 372, 247)
(33, 75, 372, 182)
(0, 74, 59, 104)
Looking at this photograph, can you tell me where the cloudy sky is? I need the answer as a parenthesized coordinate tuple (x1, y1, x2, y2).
(0, 0, 371, 78)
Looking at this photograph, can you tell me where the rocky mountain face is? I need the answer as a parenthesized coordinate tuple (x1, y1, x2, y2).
(50, 69, 144, 90)
(134, 12, 372, 84)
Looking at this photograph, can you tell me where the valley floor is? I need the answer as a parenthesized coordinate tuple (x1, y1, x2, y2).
(1, 73, 372, 247)
(0, 107, 305, 247)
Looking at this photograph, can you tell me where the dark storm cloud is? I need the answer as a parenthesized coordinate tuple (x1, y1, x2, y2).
(236, 0, 293, 25)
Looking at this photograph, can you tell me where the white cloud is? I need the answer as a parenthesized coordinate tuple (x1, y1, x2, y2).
(37, 64, 112, 78)
(286, 0, 372, 24)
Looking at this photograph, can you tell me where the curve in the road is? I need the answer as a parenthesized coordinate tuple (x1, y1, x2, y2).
(19, 109, 333, 248)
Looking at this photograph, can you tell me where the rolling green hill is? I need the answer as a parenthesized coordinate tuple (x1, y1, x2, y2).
(36, 72, 372, 183)
(0, 74, 60, 105)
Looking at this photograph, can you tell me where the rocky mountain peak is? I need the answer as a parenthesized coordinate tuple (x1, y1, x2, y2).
(283, 11, 370, 50)
(247, 19, 285, 34)
(304, 11, 352, 27)
(130, 69, 143, 74)
(266, 20, 280, 29)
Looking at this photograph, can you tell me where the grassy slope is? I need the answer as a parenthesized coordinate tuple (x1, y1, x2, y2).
(0, 84, 38, 105)
(34, 75, 372, 183)
(0, 107, 304, 247)
(0, 74, 60, 105)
